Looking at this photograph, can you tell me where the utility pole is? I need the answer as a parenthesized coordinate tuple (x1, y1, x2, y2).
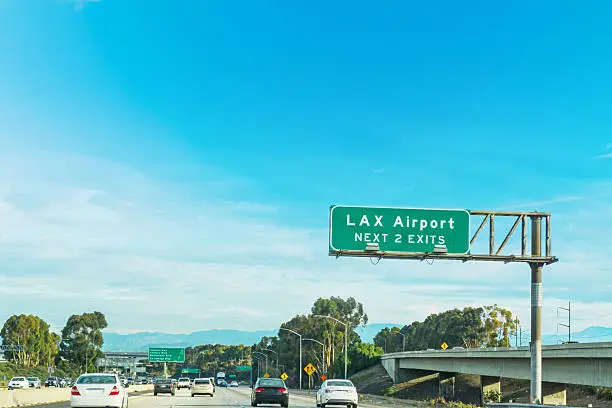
(515, 318, 519, 348)
(558, 301, 571, 343)
(530, 216, 543, 404)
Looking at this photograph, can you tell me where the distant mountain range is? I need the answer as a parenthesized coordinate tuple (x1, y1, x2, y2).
(102, 330, 277, 352)
(101, 325, 612, 352)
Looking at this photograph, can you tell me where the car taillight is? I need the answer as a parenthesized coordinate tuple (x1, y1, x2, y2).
(279, 387, 288, 394)
(71, 386, 81, 396)
(325, 389, 331, 393)
(109, 385, 120, 396)
(255, 387, 265, 392)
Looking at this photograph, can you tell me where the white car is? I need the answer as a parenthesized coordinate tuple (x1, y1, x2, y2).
(230, 380, 239, 387)
(70, 373, 128, 408)
(316, 379, 359, 408)
(8, 377, 29, 390)
(28, 377, 42, 388)
(191, 378, 214, 397)
(177, 377, 192, 390)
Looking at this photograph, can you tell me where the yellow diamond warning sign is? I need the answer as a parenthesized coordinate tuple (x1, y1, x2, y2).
(304, 363, 316, 376)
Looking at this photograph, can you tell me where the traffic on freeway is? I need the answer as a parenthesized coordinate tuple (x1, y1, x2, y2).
(31, 383, 363, 408)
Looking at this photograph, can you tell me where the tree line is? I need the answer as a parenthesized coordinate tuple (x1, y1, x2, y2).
(249, 298, 519, 387)
(1, 311, 108, 376)
(373, 305, 519, 353)
(1, 301, 518, 385)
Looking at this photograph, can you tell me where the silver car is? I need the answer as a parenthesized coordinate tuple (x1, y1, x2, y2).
(28, 377, 42, 388)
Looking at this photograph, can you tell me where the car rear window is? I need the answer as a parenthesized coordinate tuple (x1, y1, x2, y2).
(195, 379, 210, 384)
(258, 379, 285, 387)
(13, 377, 26, 381)
(27, 377, 37, 381)
(77, 375, 117, 384)
(157, 379, 171, 384)
(327, 380, 354, 387)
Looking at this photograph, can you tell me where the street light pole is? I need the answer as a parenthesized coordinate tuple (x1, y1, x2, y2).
(279, 327, 303, 390)
(253, 352, 268, 376)
(303, 338, 325, 373)
(313, 315, 348, 379)
(396, 331, 407, 352)
(263, 349, 278, 376)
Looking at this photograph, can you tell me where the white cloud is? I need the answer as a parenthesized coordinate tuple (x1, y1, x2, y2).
(1, 148, 612, 338)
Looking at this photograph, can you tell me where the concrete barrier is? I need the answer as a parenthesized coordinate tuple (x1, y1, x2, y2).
(0, 387, 69, 407)
(0, 384, 152, 407)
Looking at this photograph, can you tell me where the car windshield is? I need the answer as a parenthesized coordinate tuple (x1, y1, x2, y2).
(327, 380, 354, 387)
(77, 375, 117, 384)
(258, 379, 285, 388)
(12, 377, 26, 381)
(27, 377, 37, 381)
(195, 379, 210, 384)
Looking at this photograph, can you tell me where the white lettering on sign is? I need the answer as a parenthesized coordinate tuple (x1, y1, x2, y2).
(387, 234, 447, 245)
(344, 211, 461, 248)
(390, 216, 455, 230)
(354, 233, 390, 243)
(359, 215, 370, 226)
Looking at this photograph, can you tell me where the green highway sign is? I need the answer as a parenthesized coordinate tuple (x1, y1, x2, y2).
(229, 374, 237, 378)
(181, 368, 199, 374)
(329, 206, 470, 254)
(236, 365, 251, 371)
(148, 347, 185, 363)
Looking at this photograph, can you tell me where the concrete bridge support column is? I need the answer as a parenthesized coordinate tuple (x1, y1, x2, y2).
(438, 372, 456, 401)
(542, 382, 566, 406)
(481, 376, 501, 405)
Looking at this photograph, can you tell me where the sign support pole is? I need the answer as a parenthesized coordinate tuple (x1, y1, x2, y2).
(530, 216, 543, 404)
(164, 362, 167, 379)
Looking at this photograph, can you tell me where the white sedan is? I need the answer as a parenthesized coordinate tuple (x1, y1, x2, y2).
(70, 373, 128, 408)
(8, 376, 30, 390)
(316, 379, 359, 408)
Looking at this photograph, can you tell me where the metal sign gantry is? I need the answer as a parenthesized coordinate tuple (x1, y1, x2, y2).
(330, 209, 557, 404)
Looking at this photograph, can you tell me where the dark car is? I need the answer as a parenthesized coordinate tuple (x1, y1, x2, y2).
(154, 378, 176, 396)
(44, 377, 60, 387)
(251, 378, 289, 407)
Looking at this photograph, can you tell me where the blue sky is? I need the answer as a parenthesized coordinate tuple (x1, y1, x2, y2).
(1, 0, 612, 337)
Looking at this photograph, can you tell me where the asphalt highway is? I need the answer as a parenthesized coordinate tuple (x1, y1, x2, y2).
(34, 385, 325, 408)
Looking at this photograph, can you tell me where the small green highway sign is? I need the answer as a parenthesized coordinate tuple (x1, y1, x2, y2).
(236, 365, 251, 371)
(148, 347, 185, 363)
(329, 205, 470, 254)
(181, 368, 199, 374)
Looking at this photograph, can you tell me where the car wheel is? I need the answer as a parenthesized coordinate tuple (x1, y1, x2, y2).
(154, 392, 157, 396)
(321, 404, 326, 408)
(281, 403, 289, 408)
(251, 402, 257, 407)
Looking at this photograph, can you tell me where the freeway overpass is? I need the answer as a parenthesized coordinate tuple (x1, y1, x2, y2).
(381, 342, 612, 405)
(96, 351, 149, 375)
